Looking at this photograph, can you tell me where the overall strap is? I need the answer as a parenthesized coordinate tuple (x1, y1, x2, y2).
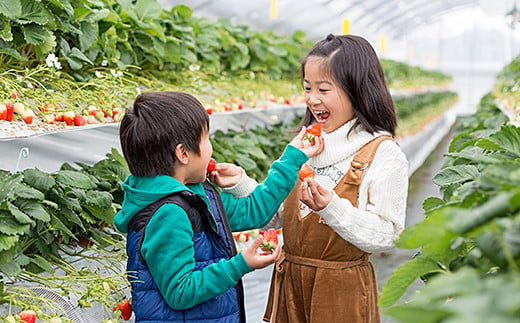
(337, 135, 394, 204)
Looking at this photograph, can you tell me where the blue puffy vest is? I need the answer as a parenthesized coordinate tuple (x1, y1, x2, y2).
(126, 181, 245, 322)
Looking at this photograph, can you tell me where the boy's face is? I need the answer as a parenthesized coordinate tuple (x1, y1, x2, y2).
(186, 129, 213, 184)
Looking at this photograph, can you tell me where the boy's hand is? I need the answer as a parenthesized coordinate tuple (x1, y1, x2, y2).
(300, 179, 333, 211)
(289, 126, 324, 158)
(208, 163, 243, 188)
(242, 235, 281, 270)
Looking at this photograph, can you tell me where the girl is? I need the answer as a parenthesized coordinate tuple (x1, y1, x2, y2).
(212, 34, 408, 322)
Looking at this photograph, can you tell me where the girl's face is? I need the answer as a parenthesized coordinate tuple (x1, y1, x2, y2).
(303, 57, 355, 133)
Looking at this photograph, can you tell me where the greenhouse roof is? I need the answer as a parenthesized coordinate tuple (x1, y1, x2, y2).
(157, 0, 508, 40)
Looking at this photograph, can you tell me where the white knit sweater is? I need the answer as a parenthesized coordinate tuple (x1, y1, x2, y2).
(224, 119, 409, 253)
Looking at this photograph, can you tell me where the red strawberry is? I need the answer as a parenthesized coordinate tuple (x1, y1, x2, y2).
(260, 229, 278, 253)
(0, 104, 6, 120)
(73, 115, 85, 126)
(298, 164, 315, 181)
(63, 111, 75, 125)
(206, 107, 213, 115)
(10, 89, 20, 100)
(18, 310, 36, 323)
(22, 110, 34, 124)
(303, 123, 321, 143)
(233, 232, 250, 242)
(114, 299, 132, 321)
(207, 158, 216, 174)
(5, 101, 14, 121)
(87, 105, 97, 116)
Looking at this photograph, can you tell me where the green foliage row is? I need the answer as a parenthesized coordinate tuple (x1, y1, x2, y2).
(0, 148, 129, 318)
(379, 94, 520, 322)
(0, 0, 311, 81)
(381, 59, 453, 90)
(393, 90, 458, 119)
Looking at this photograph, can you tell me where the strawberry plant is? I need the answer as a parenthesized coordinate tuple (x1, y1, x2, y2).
(379, 94, 520, 322)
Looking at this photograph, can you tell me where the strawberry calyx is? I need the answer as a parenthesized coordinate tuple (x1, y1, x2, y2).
(259, 228, 279, 253)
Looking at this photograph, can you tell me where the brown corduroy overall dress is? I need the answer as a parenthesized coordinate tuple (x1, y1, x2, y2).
(263, 136, 392, 323)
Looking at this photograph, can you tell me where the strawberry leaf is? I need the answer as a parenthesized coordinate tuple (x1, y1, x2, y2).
(0, 210, 30, 235)
(55, 170, 93, 189)
(14, 199, 51, 222)
(23, 168, 56, 192)
(0, 233, 19, 252)
(14, 183, 44, 200)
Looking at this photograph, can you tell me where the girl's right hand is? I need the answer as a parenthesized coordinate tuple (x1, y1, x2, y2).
(289, 126, 324, 158)
(241, 235, 281, 270)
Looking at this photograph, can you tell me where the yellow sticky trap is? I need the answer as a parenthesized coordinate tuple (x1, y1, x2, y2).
(342, 19, 350, 35)
(270, 0, 277, 19)
(380, 36, 386, 53)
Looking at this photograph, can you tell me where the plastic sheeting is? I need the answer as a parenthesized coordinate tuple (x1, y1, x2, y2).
(0, 105, 306, 173)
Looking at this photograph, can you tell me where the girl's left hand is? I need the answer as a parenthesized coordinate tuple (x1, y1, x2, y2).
(300, 180, 334, 211)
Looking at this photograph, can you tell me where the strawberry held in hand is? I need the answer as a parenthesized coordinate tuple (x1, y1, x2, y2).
(18, 310, 36, 323)
(260, 229, 279, 254)
(207, 158, 216, 174)
(303, 123, 321, 143)
(298, 164, 315, 181)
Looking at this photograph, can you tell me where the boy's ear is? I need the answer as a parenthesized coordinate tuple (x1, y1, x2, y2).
(175, 144, 189, 165)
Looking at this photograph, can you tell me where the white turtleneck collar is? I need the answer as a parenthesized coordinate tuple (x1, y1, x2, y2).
(308, 118, 391, 168)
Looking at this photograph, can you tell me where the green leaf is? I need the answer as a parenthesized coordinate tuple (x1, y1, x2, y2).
(7, 202, 35, 225)
(84, 190, 112, 209)
(55, 170, 93, 189)
(135, 0, 163, 20)
(379, 255, 443, 307)
(14, 183, 44, 200)
(0, 259, 21, 275)
(432, 165, 480, 187)
(22, 23, 50, 45)
(0, 210, 30, 235)
(0, 173, 22, 202)
(170, 4, 192, 19)
(69, 47, 93, 64)
(0, 0, 22, 19)
(47, 0, 74, 17)
(384, 305, 451, 323)
(79, 21, 98, 50)
(235, 156, 257, 171)
(14, 199, 51, 222)
(83, 204, 116, 223)
(0, 233, 19, 252)
(28, 254, 55, 273)
(51, 215, 76, 241)
(479, 124, 520, 157)
(23, 168, 55, 192)
(17, 0, 50, 25)
(423, 197, 445, 213)
(447, 192, 517, 233)
(0, 15, 13, 41)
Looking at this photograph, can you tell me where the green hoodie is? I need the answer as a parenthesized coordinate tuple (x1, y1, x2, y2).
(114, 145, 307, 310)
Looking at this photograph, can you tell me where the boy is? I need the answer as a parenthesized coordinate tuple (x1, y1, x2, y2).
(115, 91, 322, 322)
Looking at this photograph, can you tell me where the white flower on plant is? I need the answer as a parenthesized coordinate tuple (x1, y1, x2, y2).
(189, 64, 200, 72)
(45, 53, 62, 70)
(95, 71, 103, 78)
(102, 59, 108, 66)
(110, 69, 123, 77)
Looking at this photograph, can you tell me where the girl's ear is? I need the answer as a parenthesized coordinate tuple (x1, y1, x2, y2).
(175, 144, 189, 165)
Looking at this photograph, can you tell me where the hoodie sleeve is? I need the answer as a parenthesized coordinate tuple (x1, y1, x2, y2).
(221, 145, 308, 231)
(141, 203, 252, 310)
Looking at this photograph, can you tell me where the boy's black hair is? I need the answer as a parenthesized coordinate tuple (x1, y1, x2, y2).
(300, 34, 397, 136)
(120, 91, 210, 177)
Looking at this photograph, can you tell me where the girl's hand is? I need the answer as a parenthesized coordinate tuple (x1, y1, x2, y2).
(300, 180, 333, 211)
(289, 126, 324, 158)
(242, 235, 281, 270)
(208, 163, 243, 188)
